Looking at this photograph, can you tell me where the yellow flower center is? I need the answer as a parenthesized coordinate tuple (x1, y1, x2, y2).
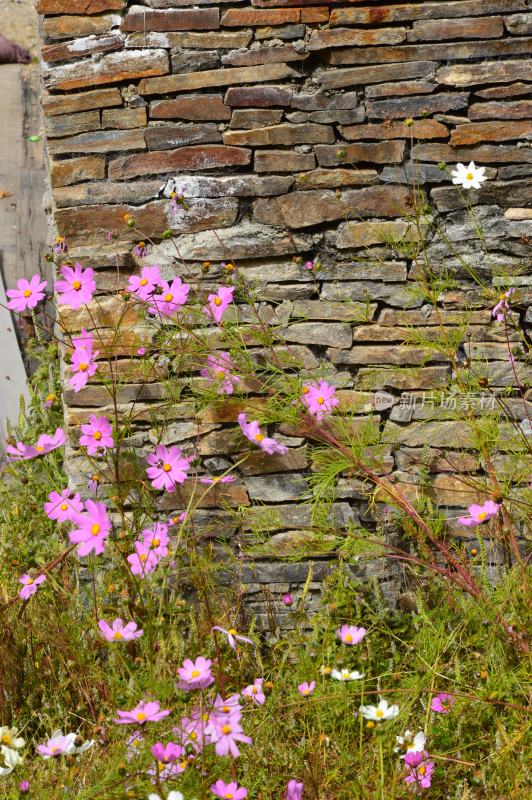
(499, 293, 506, 301)
(79, 363, 88, 372)
(366, 721, 375, 729)
(26, 578, 34, 585)
(45, 393, 56, 402)
(419, 765, 426, 775)
(222, 706, 231, 713)
(164, 293, 173, 302)
(151, 538, 160, 547)
(60, 503, 68, 511)
(191, 670, 200, 678)
(303, 689, 310, 695)
(466, 172, 474, 180)
(35, 445, 44, 452)
(216, 370, 225, 378)
(50, 746, 59, 754)
(344, 634, 353, 642)
(190, 732, 197, 740)
(72, 280, 82, 290)
(140, 553, 148, 562)
(477, 511, 487, 521)
(1, 733, 14, 746)
(224, 794, 234, 799)
(317, 396, 324, 405)
(303, 386, 309, 394)
(23, 289, 32, 298)
(252, 686, 257, 694)
(56, 236, 64, 243)
(228, 628, 237, 635)
(214, 297, 222, 306)
(136, 712, 146, 722)
(221, 724, 232, 734)
(376, 709, 384, 718)
(162, 463, 172, 472)
(254, 433, 265, 442)
(93, 431, 102, 441)
(179, 760, 187, 770)
(140, 278, 148, 286)
(113, 631, 123, 640)
(91, 523, 101, 536)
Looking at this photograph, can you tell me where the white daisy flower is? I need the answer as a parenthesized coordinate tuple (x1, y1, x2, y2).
(359, 698, 400, 721)
(0, 727, 25, 750)
(451, 161, 487, 190)
(394, 729, 426, 756)
(331, 668, 365, 681)
(0, 745, 22, 776)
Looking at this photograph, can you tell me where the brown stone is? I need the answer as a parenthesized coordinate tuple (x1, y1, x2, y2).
(328, 345, 438, 366)
(230, 109, 283, 129)
(255, 23, 306, 40)
(337, 221, 422, 249)
(437, 60, 531, 87)
(431, 180, 530, 212)
(221, 8, 327, 26)
(125, 30, 252, 48)
(340, 119, 447, 140)
(151, 95, 231, 121)
(329, 38, 532, 66)
(108, 145, 251, 180)
(253, 186, 415, 229)
(408, 16, 503, 42)
(319, 60, 436, 90)
(42, 87, 122, 116)
(450, 120, 532, 146)
(357, 367, 450, 391)
(122, 6, 220, 32)
(367, 93, 469, 119)
(223, 124, 334, 147)
(309, 26, 407, 51)
(412, 143, 532, 164)
(43, 13, 120, 40)
(235, 446, 308, 477)
(295, 168, 378, 189)
(292, 300, 377, 322)
(139, 63, 297, 95)
(281, 322, 352, 348)
(292, 92, 359, 111)
(158, 481, 249, 510)
(366, 81, 436, 99)
(37, 0, 124, 12)
(145, 124, 222, 150)
(255, 150, 315, 172)
(225, 85, 292, 107)
(469, 100, 532, 120)
(505, 12, 532, 35)
(330, 1, 526, 25)
(42, 34, 123, 63)
(102, 107, 147, 129)
(53, 180, 161, 207)
(45, 110, 100, 138)
(44, 49, 169, 91)
(48, 129, 146, 156)
(477, 82, 531, 100)
(222, 44, 306, 67)
(315, 142, 405, 166)
(51, 156, 106, 188)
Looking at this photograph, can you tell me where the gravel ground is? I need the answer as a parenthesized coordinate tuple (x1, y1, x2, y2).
(1, 0, 39, 55)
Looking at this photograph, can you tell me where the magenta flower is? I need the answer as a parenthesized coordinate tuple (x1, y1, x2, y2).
(150, 741, 183, 763)
(55, 263, 95, 309)
(201, 352, 240, 395)
(68, 499, 111, 557)
(283, 593, 293, 606)
(212, 626, 254, 650)
(242, 678, 266, 706)
(200, 475, 236, 486)
(127, 541, 161, 577)
(337, 624, 366, 646)
(19, 573, 46, 601)
(132, 241, 148, 258)
(211, 780, 248, 799)
(18, 781, 30, 793)
(204, 715, 252, 758)
(404, 751, 434, 789)
(238, 413, 288, 456)
(6, 427, 66, 461)
(430, 693, 454, 714)
(54, 235, 68, 255)
(298, 681, 315, 697)
(146, 444, 191, 492)
(44, 489, 83, 523)
(177, 656, 214, 690)
(6, 274, 47, 313)
(204, 285, 234, 324)
(79, 415, 114, 456)
(69, 334, 98, 393)
(115, 700, 171, 725)
(148, 277, 190, 316)
(98, 618, 143, 642)
(492, 287, 515, 322)
(305, 260, 314, 270)
(286, 780, 304, 800)
(128, 265, 162, 301)
(458, 500, 499, 526)
(302, 380, 339, 421)
(140, 522, 169, 558)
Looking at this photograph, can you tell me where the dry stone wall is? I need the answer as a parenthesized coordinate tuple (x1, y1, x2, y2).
(37, 0, 531, 623)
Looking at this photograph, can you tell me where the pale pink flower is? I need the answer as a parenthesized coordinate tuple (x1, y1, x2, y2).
(132, 241, 148, 258)
(148, 277, 190, 316)
(204, 285, 234, 324)
(55, 263, 95, 309)
(146, 445, 191, 492)
(238, 413, 288, 456)
(6, 428, 66, 461)
(128, 265, 162, 301)
(98, 618, 143, 642)
(19, 573, 46, 601)
(69, 334, 98, 393)
(337, 624, 366, 646)
(212, 626, 254, 650)
(212, 693, 242, 719)
(6, 274, 47, 313)
(44, 489, 83, 523)
(150, 741, 183, 763)
(211, 780, 248, 799)
(283, 593, 293, 606)
(79, 415, 114, 456)
(137, 347, 146, 356)
(140, 522, 169, 558)
(286, 780, 303, 800)
(430, 693, 454, 714)
(242, 678, 265, 706)
(458, 500, 499, 527)
(127, 541, 161, 577)
(404, 751, 434, 789)
(298, 681, 315, 697)
(175, 713, 206, 754)
(54, 236, 68, 255)
(204, 716, 252, 758)
(492, 287, 515, 322)
(37, 732, 76, 758)
(177, 657, 214, 691)
(302, 380, 339, 421)
(114, 701, 171, 725)
(200, 352, 240, 395)
(200, 475, 236, 485)
(68, 499, 111, 557)
(305, 260, 314, 270)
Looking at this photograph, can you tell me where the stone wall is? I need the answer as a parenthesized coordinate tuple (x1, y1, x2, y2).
(37, 0, 531, 624)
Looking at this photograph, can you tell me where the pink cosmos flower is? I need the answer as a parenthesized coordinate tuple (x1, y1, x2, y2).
(79, 415, 114, 456)
(238, 413, 288, 456)
(200, 475, 236, 485)
(69, 333, 98, 393)
(211, 780, 248, 799)
(337, 624, 366, 646)
(242, 678, 265, 706)
(115, 701, 171, 725)
(204, 285, 234, 324)
(283, 593, 293, 606)
(140, 522, 169, 558)
(430, 693, 454, 714)
(146, 445, 191, 492)
(132, 241, 148, 258)
(458, 500, 500, 527)
(201, 352, 240, 395)
(127, 541, 161, 577)
(177, 656, 214, 691)
(150, 741, 183, 763)
(212, 693, 242, 719)
(44, 489, 83, 523)
(125, 730, 144, 761)
(19, 573, 46, 601)
(6, 428, 66, 461)
(175, 713, 206, 754)
(137, 347, 146, 356)
(148, 277, 190, 316)
(54, 236, 68, 255)
(212, 626, 254, 650)
(19, 781, 30, 793)
(128, 265, 162, 301)
(204, 716, 252, 758)
(286, 780, 304, 800)
(6, 274, 47, 313)
(98, 618, 143, 642)
(37, 732, 76, 758)
(55, 263, 95, 309)
(305, 260, 314, 270)
(404, 751, 434, 789)
(68, 499, 111, 557)
(302, 380, 339, 421)
(492, 287, 515, 322)
(298, 681, 315, 697)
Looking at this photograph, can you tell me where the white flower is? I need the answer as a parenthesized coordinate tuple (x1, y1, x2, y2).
(0, 745, 22, 775)
(331, 668, 364, 681)
(359, 698, 400, 721)
(149, 793, 185, 800)
(0, 726, 25, 750)
(451, 161, 486, 190)
(394, 729, 426, 756)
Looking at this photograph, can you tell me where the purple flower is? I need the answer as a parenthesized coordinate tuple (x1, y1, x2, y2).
(458, 500, 499, 527)
(18, 573, 46, 601)
(492, 287, 515, 322)
(114, 701, 171, 725)
(6, 428, 66, 461)
(212, 626, 254, 650)
(404, 751, 434, 789)
(211, 780, 248, 799)
(286, 780, 304, 800)
(238, 413, 288, 456)
(242, 678, 266, 706)
(98, 618, 143, 642)
(298, 681, 315, 697)
(44, 488, 83, 523)
(337, 624, 366, 645)
(203, 286, 234, 324)
(430, 693, 454, 714)
(6, 274, 47, 313)
(177, 656, 214, 691)
(282, 593, 293, 606)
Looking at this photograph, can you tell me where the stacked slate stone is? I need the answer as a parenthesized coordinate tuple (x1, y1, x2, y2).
(38, 0, 531, 623)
